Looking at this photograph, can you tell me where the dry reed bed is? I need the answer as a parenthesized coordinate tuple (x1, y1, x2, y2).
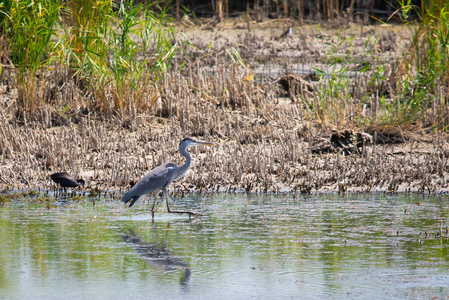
(1, 63, 448, 195)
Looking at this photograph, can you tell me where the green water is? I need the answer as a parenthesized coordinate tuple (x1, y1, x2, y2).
(0, 193, 449, 299)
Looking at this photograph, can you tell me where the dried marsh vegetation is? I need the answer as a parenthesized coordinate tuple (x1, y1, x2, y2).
(1, 59, 448, 194)
(0, 1, 449, 195)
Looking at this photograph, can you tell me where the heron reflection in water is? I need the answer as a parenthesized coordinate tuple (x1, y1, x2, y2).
(122, 137, 215, 218)
(122, 225, 191, 286)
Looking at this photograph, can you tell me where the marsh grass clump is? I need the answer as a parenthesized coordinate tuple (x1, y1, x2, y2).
(60, 0, 182, 116)
(0, 194, 11, 203)
(0, 191, 50, 202)
(3, 0, 60, 116)
(377, 0, 449, 132)
(35, 196, 53, 202)
(290, 26, 379, 131)
(276, 2, 449, 136)
(1, 0, 186, 120)
(8, 190, 40, 200)
(68, 195, 87, 201)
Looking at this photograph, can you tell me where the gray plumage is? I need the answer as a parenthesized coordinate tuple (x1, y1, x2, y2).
(122, 137, 214, 218)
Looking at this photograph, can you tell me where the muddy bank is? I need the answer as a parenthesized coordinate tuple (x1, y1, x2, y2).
(1, 112, 448, 194)
(0, 21, 448, 195)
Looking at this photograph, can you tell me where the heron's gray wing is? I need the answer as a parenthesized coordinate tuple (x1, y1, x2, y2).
(122, 163, 178, 206)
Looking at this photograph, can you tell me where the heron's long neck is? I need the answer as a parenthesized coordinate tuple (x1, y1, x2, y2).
(176, 145, 192, 179)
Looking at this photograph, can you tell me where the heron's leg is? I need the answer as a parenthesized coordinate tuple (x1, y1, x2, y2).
(151, 197, 158, 219)
(163, 189, 201, 218)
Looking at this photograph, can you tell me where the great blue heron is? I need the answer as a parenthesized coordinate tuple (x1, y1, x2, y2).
(50, 172, 85, 188)
(122, 137, 215, 218)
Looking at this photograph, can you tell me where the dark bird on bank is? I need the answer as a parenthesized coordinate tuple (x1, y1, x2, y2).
(122, 137, 215, 218)
(50, 172, 85, 188)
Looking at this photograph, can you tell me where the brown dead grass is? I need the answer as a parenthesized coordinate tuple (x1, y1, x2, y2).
(0, 21, 448, 194)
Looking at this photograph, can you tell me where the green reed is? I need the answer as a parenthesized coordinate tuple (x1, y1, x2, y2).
(392, 0, 449, 131)
(58, 0, 181, 116)
(3, 0, 60, 113)
(305, 1, 449, 134)
(306, 27, 385, 130)
(1, 0, 184, 118)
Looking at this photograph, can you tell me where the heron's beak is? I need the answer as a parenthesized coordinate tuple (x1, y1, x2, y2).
(197, 140, 215, 146)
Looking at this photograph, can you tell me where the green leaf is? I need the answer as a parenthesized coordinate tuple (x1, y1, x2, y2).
(61, 104, 69, 113)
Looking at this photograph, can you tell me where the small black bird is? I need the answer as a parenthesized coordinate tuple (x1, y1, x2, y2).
(50, 172, 85, 188)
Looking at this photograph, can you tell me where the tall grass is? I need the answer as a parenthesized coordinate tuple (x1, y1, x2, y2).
(306, 28, 384, 130)
(1, 0, 183, 119)
(304, 1, 449, 133)
(391, 0, 449, 131)
(3, 0, 60, 114)
(59, 0, 181, 116)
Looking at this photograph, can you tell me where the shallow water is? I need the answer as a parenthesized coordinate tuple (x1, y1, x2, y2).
(1, 193, 449, 299)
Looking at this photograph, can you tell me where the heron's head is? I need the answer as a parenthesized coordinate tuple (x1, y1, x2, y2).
(180, 137, 215, 148)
